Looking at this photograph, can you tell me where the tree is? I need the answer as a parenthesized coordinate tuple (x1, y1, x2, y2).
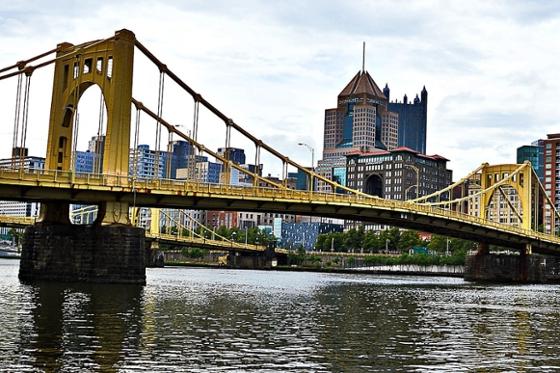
(398, 230, 421, 252)
(427, 234, 447, 254)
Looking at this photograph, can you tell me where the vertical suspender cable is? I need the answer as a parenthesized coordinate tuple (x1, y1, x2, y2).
(132, 107, 141, 210)
(12, 73, 23, 169)
(154, 71, 165, 179)
(19, 73, 32, 170)
(190, 99, 199, 181)
(95, 91, 105, 173)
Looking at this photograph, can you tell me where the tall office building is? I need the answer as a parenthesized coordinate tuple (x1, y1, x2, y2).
(517, 140, 544, 182)
(217, 147, 246, 165)
(386, 86, 428, 154)
(543, 134, 560, 210)
(317, 66, 428, 193)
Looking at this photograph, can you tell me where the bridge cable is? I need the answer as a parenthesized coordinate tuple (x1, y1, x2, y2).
(134, 39, 375, 199)
(18, 73, 32, 170)
(132, 107, 141, 211)
(154, 71, 165, 180)
(11, 73, 23, 169)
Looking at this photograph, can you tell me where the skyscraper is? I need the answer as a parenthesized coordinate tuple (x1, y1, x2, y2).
(386, 86, 428, 154)
(317, 66, 428, 192)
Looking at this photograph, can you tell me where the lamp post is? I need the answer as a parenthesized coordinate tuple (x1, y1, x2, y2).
(297, 142, 315, 170)
(404, 164, 420, 199)
(385, 238, 390, 253)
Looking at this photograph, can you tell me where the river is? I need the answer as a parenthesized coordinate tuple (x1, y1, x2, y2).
(1, 258, 560, 372)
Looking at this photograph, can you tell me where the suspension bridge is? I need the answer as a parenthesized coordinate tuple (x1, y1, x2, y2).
(1, 29, 559, 283)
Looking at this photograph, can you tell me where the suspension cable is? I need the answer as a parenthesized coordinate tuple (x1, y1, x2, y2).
(154, 71, 165, 179)
(132, 107, 141, 209)
(134, 39, 374, 198)
(11, 73, 23, 169)
(18, 73, 32, 169)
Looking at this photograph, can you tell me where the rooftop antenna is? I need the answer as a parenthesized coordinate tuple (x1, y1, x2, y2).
(362, 41, 365, 73)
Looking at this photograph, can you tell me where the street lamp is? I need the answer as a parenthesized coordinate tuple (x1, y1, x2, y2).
(297, 142, 315, 170)
(403, 164, 420, 199)
(385, 238, 390, 253)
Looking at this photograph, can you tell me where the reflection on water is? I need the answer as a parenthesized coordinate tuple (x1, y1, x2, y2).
(1, 259, 560, 372)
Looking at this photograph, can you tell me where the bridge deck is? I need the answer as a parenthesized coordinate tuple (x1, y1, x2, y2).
(0, 168, 558, 254)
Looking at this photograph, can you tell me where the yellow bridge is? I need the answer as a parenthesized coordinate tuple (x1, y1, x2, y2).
(0, 29, 558, 283)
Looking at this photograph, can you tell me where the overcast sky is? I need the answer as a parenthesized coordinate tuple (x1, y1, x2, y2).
(0, 0, 559, 179)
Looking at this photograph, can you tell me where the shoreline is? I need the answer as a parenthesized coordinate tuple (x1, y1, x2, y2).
(162, 261, 465, 278)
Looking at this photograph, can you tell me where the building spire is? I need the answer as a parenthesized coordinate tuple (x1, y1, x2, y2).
(362, 41, 366, 72)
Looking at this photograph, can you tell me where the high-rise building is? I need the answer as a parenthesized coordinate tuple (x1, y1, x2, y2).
(517, 141, 544, 182)
(386, 86, 428, 154)
(169, 140, 193, 179)
(129, 144, 169, 179)
(543, 134, 560, 210)
(87, 135, 105, 173)
(317, 67, 428, 193)
(217, 147, 246, 165)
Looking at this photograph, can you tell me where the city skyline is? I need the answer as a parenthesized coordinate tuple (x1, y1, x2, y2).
(0, 1, 558, 179)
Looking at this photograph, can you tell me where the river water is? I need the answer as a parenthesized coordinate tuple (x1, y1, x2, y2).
(1, 259, 560, 372)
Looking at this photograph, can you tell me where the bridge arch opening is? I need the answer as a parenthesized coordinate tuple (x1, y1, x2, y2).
(72, 83, 107, 175)
(364, 174, 383, 197)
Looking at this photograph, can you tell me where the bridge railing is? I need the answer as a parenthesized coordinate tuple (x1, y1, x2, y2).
(1, 167, 559, 246)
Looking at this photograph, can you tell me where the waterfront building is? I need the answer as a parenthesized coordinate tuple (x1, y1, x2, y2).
(278, 220, 344, 251)
(346, 147, 452, 201)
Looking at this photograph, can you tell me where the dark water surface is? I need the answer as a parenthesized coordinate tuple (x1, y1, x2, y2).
(1, 259, 560, 372)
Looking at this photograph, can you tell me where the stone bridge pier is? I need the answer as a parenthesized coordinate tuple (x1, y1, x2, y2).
(19, 202, 146, 284)
(227, 247, 279, 269)
(465, 242, 560, 283)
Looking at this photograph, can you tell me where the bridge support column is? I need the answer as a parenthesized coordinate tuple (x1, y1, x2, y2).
(19, 202, 146, 284)
(227, 247, 277, 269)
(465, 246, 560, 284)
(146, 240, 164, 268)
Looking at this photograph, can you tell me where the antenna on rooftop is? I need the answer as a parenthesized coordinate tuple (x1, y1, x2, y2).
(362, 41, 366, 73)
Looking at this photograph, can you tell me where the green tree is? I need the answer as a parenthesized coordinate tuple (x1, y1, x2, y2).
(344, 228, 361, 252)
(427, 234, 447, 254)
(398, 230, 421, 252)
(315, 234, 326, 251)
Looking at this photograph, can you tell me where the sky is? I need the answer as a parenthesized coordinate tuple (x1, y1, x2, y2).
(0, 0, 559, 179)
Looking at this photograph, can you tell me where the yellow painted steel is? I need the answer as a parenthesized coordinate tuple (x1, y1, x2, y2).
(479, 163, 533, 231)
(44, 29, 135, 225)
(0, 168, 559, 249)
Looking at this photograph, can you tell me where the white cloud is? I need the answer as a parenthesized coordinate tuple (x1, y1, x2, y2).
(0, 0, 558, 179)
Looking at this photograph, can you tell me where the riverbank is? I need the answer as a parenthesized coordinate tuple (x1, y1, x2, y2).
(163, 260, 465, 277)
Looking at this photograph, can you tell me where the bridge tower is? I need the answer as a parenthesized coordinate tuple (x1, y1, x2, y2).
(42, 29, 134, 225)
(19, 30, 145, 284)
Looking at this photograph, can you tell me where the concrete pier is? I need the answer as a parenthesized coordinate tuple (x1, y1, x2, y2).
(465, 253, 560, 283)
(19, 223, 146, 284)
